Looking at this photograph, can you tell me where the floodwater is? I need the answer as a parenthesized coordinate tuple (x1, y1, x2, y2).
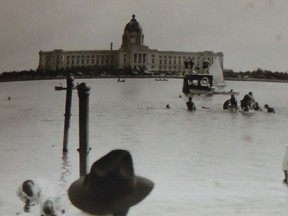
(0, 78, 288, 216)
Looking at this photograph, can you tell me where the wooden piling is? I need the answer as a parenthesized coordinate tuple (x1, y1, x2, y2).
(77, 83, 91, 177)
(62, 74, 74, 153)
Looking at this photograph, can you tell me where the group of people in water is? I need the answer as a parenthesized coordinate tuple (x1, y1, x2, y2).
(178, 91, 275, 113)
(223, 91, 275, 113)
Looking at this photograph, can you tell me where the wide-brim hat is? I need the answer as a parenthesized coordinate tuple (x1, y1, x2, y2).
(68, 149, 154, 215)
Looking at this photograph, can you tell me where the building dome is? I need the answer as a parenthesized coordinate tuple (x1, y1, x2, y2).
(121, 15, 144, 47)
(124, 15, 142, 33)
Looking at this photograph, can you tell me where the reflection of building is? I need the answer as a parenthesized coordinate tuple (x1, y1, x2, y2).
(38, 15, 223, 75)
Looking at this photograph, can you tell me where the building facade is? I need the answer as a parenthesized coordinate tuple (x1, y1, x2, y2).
(38, 15, 223, 76)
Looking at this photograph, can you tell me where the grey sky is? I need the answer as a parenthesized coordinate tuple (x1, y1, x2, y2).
(0, 0, 287, 72)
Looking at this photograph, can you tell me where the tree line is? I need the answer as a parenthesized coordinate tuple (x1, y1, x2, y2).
(0, 65, 152, 82)
(224, 68, 288, 81)
(1, 67, 288, 82)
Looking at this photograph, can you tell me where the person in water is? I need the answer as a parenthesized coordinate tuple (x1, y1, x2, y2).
(282, 146, 288, 185)
(264, 104, 275, 113)
(17, 179, 42, 212)
(253, 102, 262, 111)
(230, 94, 238, 110)
(186, 97, 196, 111)
(223, 94, 237, 111)
(17, 178, 65, 214)
(240, 92, 255, 112)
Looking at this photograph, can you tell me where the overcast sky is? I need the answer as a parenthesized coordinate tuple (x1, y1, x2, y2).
(0, 0, 287, 72)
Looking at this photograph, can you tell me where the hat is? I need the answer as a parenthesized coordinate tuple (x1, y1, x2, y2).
(68, 149, 154, 215)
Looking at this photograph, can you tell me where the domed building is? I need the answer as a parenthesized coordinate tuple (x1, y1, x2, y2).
(38, 15, 223, 76)
(122, 14, 144, 46)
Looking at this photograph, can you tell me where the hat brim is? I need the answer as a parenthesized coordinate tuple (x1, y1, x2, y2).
(68, 176, 154, 215)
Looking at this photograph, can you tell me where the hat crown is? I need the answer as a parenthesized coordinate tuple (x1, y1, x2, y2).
(68, 149, 154, 215)
(84, 150, 136, 200)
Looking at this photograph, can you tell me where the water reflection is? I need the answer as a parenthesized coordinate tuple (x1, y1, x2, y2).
(59, 153, 72, 197)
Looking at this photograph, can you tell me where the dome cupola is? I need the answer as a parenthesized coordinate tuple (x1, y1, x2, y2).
(124, 14, 142, 33)
(121, 15, 144, 47)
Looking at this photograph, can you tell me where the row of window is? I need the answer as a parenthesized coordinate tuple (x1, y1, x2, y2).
(65, 58, 114, 66)
(124, 55, 210, 65)
(66, 55, 114, 59)
(50, 55, 114, 66)
(159, 56, 212, 61)
(55, 65, 182, 73)
(47, 54, 214, 64)
(159, 60, 203, 65)
(52, 59, 207, 67)
(47, 54, 115, 60)
(45, 53, 217, 69)
(133, 53, 147, 64)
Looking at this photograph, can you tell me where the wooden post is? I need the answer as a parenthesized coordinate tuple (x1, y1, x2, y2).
(62, 74, 74, 153)
(77, 83, 91, 177)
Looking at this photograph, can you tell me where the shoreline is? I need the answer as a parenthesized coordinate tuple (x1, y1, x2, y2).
(0, 76, 288, 84)
(224, 77, 288, 83)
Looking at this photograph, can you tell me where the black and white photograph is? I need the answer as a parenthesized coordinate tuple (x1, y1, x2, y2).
(0, 1, 288, 216)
